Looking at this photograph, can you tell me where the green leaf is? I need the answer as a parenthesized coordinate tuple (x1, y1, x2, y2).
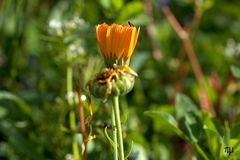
(130, 143, 147, 160)
(128, 131, 146, 146)
(204, 128, 223, 159)
(0, 91, 32, 115)
(0, 142, 9, 157)
(104, 127, 115, 149)
(176, 94, 199, 119)
(194, 143, 210, 160)
(231, 123, 240, 138)
(0, 121, 44, 159)
(99, 0, 111, 9)
(175, 94, 201, 144)
(112, 0, 123, 11)
(60, 124, 71, 133)
(199, 112, 225, 159)
(224, 121, 231, 146)
(0, 106, 8, 118)
(200, 112, 223, 136)
(200, 0, 214, 11)
(125, 141, 133, 159)
(144, 111, 183, 137)
(116, 1, 143, 23)
(231, 65, 240, 79)
(225, 139, 240, 159)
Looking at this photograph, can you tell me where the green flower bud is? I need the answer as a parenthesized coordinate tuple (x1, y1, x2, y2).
(88, 66, 136, 100)
(111, 72, 135, 96)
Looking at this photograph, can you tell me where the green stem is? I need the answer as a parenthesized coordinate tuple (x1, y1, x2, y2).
(112, 96, 124, 160)
(70, 111, 80, 160)
(67, 51, 73, 105)
(112, 105, 118, 160)
(66, 51, 80, 160)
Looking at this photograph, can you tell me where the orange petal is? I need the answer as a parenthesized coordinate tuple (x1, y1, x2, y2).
(111, 24, 119, 59)
(123, 27, 133, 59)
(96, 23, 108, 58)
(115, 25, 128, 60)
(133, 27, 140, 50)
(106, 25, 115, 59)
(96, 23, 140, 62)
(123, 27, 134, 60)
(126, 27, 140, 59)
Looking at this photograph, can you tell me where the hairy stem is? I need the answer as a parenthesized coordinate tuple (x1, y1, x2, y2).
(112, 96, 124, 160)
(112, 105, 118, 160)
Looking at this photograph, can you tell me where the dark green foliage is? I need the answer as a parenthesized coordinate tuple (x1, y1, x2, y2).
(0, 0, 240, 159)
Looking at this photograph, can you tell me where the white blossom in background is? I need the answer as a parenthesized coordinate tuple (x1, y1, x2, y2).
(225, 38, 240, 58)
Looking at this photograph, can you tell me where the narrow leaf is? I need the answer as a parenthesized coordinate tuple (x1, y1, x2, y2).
(0, 91, 32, 115)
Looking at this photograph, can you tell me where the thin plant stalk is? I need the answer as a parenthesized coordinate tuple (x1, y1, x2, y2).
(77, 82, 87, 160)
(112, 96, 124, 160)
(160, 5, 215, 115)
(66, 51, 80, 160)
(111, 105, 118, 160)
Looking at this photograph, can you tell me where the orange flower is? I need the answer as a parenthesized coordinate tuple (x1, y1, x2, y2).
(96, 23, 140, 66)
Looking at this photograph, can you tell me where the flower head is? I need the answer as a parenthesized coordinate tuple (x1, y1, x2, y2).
(89, 23, 139, 100)
(96, 23, 140, 66)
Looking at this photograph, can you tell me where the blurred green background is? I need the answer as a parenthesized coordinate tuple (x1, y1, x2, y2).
(0, 0, 240, 159)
